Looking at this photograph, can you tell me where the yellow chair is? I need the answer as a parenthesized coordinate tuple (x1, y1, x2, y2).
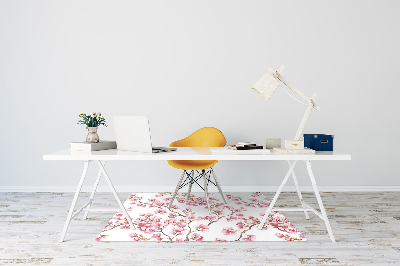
(168, 127, 227, 213)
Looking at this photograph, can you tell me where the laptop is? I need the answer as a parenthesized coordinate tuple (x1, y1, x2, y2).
(113, 116, 177, 153)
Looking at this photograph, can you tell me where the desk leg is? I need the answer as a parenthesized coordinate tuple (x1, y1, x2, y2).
(97, 160, 136, 230)
(258, 160, 297, 229)
(83, 160, 105, 219)
(59, 160, 89, 242)
(306, 160, 335, 242)
(288, 160, 310, 220)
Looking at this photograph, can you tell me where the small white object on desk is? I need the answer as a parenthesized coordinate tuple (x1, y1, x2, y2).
(71, 140, 117, 151)
(265, 138, 281, 149)
(211, 147, 270, 155)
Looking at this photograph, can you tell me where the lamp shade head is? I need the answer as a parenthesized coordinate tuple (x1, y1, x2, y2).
(252, 73, 280, 101)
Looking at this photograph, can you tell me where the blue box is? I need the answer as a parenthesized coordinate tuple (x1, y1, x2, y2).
(304, 134, 334, 151)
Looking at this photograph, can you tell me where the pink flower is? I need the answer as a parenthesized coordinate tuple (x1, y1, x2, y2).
(151, 233, 162, 241)
(215, 238, 227, 241)
(226, 216, 237, 222)
(242, 235, 256, 241)
(95, 234, 108, 241)
(236, 222, 246, 229)
(168, 213, 177, 218)
(191, 233, 203, 241)
(119, 224, 131, 230)
(129, 233, 138, 238)
(195, 224, 209, 231)
(171, 226, 184, 235)
(275, 233, 284, 238)
(213, 209, 223, 215)
(222, 227, 237, 235)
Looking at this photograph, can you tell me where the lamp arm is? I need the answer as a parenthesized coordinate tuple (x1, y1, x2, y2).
(273, 72, 320, 111)
(294, 93, 317, 140)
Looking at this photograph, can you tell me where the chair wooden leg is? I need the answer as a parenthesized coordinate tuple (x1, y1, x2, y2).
(169, 170, 186, 210)
(187, 171, 194, 200)
(202, 169, 211, 214)
(211, 168, 227, 204)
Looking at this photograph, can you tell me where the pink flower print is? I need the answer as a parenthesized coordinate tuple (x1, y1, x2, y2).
(119, 224, 131, 230)
(176, 238, 184, 241)
(299, 234, 306, 239)
(226, 216, 237, 222)
(95, 234, 108, 241)
(146, 213, 154, 216)
(191, 233, 203, 241)
(249, 198, 258, 202)
(275, 233, 284, 238)
(170, 205, 179, 209)
(242, 235, 256, 241)
(234, 209, 243, 213)
(139, 213, 145, 216)
(235, 202, 243, 205)
(279, 222, 298, 234)
(171, 226, 184, 235)
(215, 238, 227, 241)
(148, 198, 156, 202)
(129, 233, 139, 238)
(213, 209, 223, 215)
(177, 199, 185, 203)
(155, 201, 164, 206)
(251, 192, 259, 197)
(222, 227, 237, 235)
(154, 209, 164, 214)
(269, 215, 286, 227)
(151, 233, 162, 241)
(168, 213, 177, 218)
(187, 215, 196, 220)
(195, 224, 209, 232)
(236, 221, 246, 229)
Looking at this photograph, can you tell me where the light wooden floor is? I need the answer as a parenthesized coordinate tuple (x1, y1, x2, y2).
(0, 191, 399, 265)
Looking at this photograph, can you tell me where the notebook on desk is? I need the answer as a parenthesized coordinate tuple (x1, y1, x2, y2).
(113, 116, 176, 153)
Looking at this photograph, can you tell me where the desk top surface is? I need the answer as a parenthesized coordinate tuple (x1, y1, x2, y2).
(43, 147, 351, 161)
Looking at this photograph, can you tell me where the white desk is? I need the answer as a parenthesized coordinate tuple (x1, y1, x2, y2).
(43, 148, 351, 242)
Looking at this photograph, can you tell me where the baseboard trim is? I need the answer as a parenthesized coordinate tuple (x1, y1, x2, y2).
(1, 186, 400, 193)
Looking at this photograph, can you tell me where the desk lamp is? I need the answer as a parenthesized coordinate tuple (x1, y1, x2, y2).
(252, 66, 319, 154)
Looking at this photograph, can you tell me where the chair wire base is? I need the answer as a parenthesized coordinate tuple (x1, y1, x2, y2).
(168, 167, 226, 213)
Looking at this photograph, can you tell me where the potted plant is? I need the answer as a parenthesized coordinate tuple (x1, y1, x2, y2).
(77, 112, 107, 143)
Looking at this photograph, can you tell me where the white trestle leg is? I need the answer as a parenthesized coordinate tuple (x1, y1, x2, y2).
(288, 160, 310, 220)
(83, 161, 105, 219)
(97, 161, 136, 230)
(59, 160, 90, 242)
(258, 160, 298, 229)
(169, 170, 186, 209)
(306, 160, 336, 242)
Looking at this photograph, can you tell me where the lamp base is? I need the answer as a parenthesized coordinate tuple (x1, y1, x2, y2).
(273, 147, 315, 154)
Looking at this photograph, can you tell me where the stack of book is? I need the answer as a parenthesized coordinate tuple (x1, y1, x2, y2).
(227, 142, 263, 150)
(211, 142, 270, 155)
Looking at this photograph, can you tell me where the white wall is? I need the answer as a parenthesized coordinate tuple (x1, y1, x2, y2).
(1, 0, 399, 190)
